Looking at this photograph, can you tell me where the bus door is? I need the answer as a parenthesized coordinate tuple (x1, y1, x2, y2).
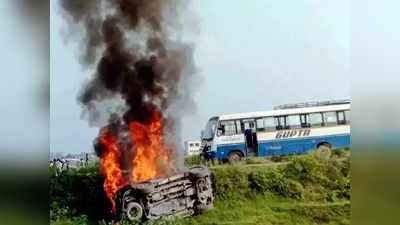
(242, 119, 258, 157)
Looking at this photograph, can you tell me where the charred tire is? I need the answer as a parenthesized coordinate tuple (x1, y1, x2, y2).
(125, 202, 143, 222)
(189, 166, 211, 178)
(228, 151, 242, 164)
(316, 143, 332, 160)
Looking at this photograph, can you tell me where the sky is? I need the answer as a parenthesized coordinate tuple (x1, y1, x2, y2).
(50, 0, 350, 154)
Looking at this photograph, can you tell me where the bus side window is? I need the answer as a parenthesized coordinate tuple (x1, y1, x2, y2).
(275, 116, 286, 130)
(236, 120, 243, 134)
(344, 110, 350, 124)
(309, 113, 323, 127)
(264, 117, 276, 131)
(219, 120, 236, 136)
(300, 114, 310, 128)
(323, 111, 337, 126)
(283, 116, 289, 129)
(287, 115, 301, 129)
(337, 111, 346, 125)
(256, 118, 264, 131)
(243, 119, 256, 132)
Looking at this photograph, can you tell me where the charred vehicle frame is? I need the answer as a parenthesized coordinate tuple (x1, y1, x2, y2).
(115, 165, 215, 222)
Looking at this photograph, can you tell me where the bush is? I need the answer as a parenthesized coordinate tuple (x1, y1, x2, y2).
(211, 166, 250, 200)
(248, 167, 303, 199)
(50, 202, 89, 225)
(49, 163, 113, 221)
(212, 166, 305, 200)
(331, 148, 350, 159)
(282, 152, 350, 201)
(50, 202, 71, 222)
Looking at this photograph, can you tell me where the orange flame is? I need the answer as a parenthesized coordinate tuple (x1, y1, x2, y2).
(99, 130, 127, 212)
(129, 110, 173, 182)
(99, 109, 174, 212)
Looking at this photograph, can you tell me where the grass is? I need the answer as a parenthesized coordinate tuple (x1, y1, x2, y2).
(184, 149, 349, 168)
(171, 195, 349, 225)
(51, 149, 350, 225)
(184, 154, 292, 168)
(106, 195, 349, 225)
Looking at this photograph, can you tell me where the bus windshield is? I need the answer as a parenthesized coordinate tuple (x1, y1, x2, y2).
(203, 117, 218, 140)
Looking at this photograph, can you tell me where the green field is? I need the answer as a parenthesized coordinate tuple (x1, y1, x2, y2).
(50, 149, 350, 225)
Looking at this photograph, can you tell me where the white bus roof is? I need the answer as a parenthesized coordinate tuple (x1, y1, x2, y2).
(219, 103, 350, 121)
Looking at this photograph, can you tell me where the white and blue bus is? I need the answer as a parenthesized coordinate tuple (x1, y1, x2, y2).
(200, 100, 350, 163)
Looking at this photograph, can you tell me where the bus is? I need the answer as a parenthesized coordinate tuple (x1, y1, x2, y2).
(200, 100, 350, 163)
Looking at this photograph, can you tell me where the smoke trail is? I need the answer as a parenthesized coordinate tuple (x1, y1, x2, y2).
(60, 0, 196, 162)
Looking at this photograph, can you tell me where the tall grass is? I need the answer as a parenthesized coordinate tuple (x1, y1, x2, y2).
(50, 149, 350, 225)
(183, 154, 291, 167)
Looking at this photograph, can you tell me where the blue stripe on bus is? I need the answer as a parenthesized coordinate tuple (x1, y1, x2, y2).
(258, 133, 349, 144)
(216, 143, 246, 159)
(212, 134, 350, 160)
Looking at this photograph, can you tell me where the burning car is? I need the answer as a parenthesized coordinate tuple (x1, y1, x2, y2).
(115, 165, 215, 222)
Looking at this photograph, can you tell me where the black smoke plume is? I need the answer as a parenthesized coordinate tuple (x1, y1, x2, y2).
(60, 0, 196, 158)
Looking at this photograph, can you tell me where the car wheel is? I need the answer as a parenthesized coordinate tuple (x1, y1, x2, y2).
(125, 201, 143, 222)
(228, 151, 242, 164)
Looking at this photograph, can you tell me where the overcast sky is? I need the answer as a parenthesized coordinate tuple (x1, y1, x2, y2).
(50, 0, 350, 154)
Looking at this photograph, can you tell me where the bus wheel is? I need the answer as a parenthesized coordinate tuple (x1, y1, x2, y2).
(316, 143, 332, 160)
(228, 151, 242, 164)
